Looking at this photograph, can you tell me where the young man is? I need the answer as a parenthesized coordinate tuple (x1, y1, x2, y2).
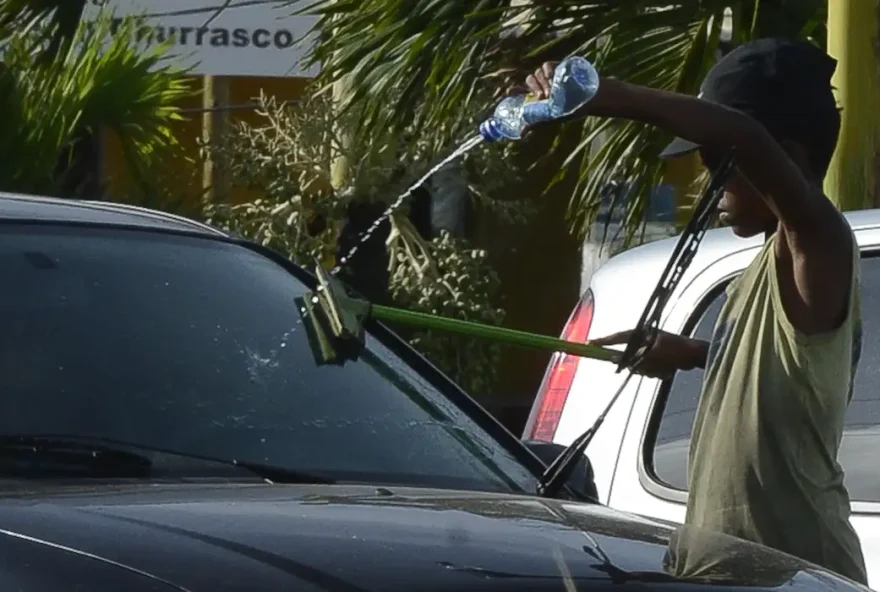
(526, 38, 867, 583)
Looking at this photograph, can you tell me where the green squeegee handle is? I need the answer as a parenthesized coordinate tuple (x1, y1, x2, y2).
(370, 304, 620, 364)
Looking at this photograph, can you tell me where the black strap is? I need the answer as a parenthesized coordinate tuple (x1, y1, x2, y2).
(618, 149, 736, 372)
(537, 148, 737, 499)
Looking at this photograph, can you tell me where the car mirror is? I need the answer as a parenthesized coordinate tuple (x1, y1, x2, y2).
(521, 439, 599, 502)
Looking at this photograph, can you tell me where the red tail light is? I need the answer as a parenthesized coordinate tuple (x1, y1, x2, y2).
(525, 290, 595, 441)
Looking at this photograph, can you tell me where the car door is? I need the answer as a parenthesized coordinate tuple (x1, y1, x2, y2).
(607, 227, 880, 587)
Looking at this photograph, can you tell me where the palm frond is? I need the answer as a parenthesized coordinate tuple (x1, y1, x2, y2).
(0, 0, 86, 60)
(294, 0, 826, 238)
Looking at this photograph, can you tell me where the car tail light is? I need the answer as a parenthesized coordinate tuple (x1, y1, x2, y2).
(525, 290, 595, 441)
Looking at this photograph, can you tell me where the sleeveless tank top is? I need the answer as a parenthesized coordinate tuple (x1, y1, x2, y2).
(686, 231, 867, 584)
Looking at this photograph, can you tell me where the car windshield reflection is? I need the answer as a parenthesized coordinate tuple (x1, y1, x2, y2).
(0, 225, 537, 494)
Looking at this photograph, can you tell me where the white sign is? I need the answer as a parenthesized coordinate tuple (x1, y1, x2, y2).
(82, 0, 321, 78)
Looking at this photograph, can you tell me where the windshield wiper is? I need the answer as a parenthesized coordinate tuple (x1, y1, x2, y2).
(536, 150, 737, 499)
(0, 435, 152, 478)
(228, 459, 335, 485)
(0, 434, 335, 485)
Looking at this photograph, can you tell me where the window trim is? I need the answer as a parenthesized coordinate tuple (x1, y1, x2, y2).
(637, 275, 734, 504)
(637, 247, 880, 512)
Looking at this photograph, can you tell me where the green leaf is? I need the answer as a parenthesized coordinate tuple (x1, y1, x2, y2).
(0, 8, 192, 197)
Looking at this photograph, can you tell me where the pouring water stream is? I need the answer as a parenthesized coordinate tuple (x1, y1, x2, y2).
(330, 133, 485, 275)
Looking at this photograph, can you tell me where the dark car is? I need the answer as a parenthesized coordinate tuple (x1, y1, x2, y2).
(0, 192, 869, 592)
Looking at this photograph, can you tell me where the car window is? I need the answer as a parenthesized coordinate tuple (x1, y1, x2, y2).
(651, 289, 726, 491)
(0, 225, 538, 493)
(652, 255, 880, 503)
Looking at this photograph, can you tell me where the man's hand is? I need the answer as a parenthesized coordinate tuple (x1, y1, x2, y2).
(525, 62, 558, 100)
(523, 61, 598, 128)
(590, 330, 709, 379)
(524, 61, 620, 123)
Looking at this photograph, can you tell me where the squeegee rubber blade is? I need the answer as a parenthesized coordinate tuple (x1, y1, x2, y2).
(296, 295, 342, 366)
(315, 267, 347, 339)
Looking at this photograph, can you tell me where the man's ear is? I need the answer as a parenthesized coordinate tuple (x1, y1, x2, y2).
(778, 139, 812, 174)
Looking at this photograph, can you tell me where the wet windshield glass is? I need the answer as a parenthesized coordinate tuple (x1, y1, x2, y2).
(0, 225, 537, 493)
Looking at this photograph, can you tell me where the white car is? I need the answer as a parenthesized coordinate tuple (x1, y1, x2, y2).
(524, 208, 880, 586)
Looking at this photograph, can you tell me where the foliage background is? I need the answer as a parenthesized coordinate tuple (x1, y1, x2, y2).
(0, 11, 190, 198)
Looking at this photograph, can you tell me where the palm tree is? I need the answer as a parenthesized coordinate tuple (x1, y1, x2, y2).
(298, 0, 828, 238)
(824, 0, 880, 211)
(0, 4, 191, 198)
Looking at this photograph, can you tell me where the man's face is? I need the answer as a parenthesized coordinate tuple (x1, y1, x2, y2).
(700, 149, 776, 237)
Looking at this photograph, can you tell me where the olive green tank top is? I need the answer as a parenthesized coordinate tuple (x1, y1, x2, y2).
(686, 232, 867, 584)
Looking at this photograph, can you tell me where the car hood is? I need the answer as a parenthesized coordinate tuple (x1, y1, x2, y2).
(0, 483, 864, 592)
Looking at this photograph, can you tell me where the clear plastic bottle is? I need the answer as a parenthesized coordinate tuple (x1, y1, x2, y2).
(479, 56, 600, 142)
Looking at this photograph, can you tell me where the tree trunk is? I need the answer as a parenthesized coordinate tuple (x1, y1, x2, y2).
(875, 0, 880, 207)
(201, 75, 231, 204)
(54, 129, 103, 199)
(330, 75, 353, 193)
(824, 0, 880, 210)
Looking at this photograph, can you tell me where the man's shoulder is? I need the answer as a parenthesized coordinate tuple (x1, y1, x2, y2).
(779, 201, 855, 274)
(792, 191, 852, 243)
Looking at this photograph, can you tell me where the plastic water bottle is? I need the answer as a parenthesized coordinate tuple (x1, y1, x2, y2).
(479, 56, 600, 142)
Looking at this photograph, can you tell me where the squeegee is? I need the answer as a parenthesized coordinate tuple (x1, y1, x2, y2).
(297, 264, 621, 367)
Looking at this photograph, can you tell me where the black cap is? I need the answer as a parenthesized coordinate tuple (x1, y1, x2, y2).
(659, 38, 839, 159)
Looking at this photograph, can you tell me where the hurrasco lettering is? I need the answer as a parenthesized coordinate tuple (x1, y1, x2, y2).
(97, 18, 298, 49)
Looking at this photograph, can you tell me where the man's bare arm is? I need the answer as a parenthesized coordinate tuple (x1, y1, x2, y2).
(585, 80, 834, 234)
(526, 65, 834, 233)
(533, 74, 851, 333)
(590, 331, 710, 376)
(689, 339, 710, 370)
(592, 80, 851, 333)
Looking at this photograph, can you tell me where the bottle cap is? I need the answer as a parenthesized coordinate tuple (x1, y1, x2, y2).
(479, 119, 504, 143)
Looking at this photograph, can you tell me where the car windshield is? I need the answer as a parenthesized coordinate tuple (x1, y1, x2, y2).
(0, 224, 539, 493)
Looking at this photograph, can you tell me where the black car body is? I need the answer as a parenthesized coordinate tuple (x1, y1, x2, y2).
(0, 192, 869, 592)
(2, 484, 864, 592)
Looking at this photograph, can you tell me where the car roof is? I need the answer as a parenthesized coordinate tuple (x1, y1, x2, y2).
(587, 208, 880, 332)
(600, 208, 880, 274)
(0, 191, 228, 237)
